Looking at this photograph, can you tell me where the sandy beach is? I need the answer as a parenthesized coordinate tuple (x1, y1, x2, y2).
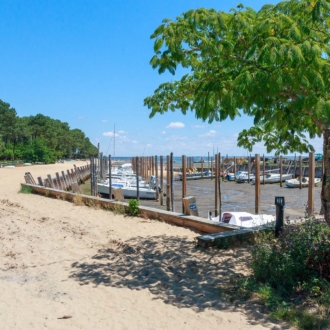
(0, 162, 290, 329)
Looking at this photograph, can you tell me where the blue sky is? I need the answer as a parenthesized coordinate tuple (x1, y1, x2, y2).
(0, 0, 323, 157)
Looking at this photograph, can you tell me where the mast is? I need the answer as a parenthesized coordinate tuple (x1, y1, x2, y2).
(114, 124, 115, 160)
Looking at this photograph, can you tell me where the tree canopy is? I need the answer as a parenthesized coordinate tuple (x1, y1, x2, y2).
(0, 100, 98, 163)
(144, 0, 330, 154)
(144, 0, 330, 222)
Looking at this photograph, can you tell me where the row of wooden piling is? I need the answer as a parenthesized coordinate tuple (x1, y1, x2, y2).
(127, 152, 319, 217)
(24, 164, 90, 193)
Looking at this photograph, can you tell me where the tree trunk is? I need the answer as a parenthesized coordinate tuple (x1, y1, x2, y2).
(321, 128, 330, 224)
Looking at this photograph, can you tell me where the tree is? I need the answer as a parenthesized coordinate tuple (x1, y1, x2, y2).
(144, 0, 330, 223)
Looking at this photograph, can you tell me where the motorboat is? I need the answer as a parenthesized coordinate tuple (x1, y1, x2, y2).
(210, 211, 275, 228)
(285, 177, 321, 188)
(251, 173, 292, 184)
(236, 171, 255, 183)
(97, 175, 159, 199)
(178, 170, 213, 180)
(225, 172, 236, 181)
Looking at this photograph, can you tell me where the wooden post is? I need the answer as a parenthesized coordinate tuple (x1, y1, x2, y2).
(166, 155, 170, 211)
(37, 177, 44, 186)
(155, 155, 159, 200)
(182, 155, 187, 213)
(211, 157, 213, 180)
(47, 174, 55, 188)
(136, 156, 140, 201)
(234, 156, 236, 176)
(151, 156, 154, 176)
(308, 152, 315, 215)
(160, 155, 164, 205)
(219, 153, 222, 216)
(201, 157, 204, 178)
(248, 155, 251, 183)
(280, 155, 283, 187)
(262, 154, 266, 185)
(170, 152, 174, 212)
(108, 155, 112, 199)
(56, 172, 63, 190)
(255, 154, 260, 214)
(299, 155, 302, 189)
(215, 153, 219, 217)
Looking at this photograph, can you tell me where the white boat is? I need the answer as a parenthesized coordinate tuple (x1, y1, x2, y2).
(236, 171, 255, 183)
(114, 186, 157, 199)
(178, 170, 213, 180)
(251, 173, 292, 184)
(211, 211, 275, 228)
(285, 177, 321, 188)
(97, 176, 158, 199)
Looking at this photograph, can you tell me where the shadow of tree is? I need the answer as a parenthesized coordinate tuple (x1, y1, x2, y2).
(71, 236, 248, 309)
(70, 235, 283, 328)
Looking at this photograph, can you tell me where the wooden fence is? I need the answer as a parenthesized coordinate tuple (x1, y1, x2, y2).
(24, 164, 90, 193)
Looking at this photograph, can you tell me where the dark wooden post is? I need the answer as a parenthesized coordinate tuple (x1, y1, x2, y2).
(215, 153, 219, 217)
(182, 155, 187, 213)
(136, 156, 140, 201)
(108, 155, 112, 199)
(248, 155, 251, 183)
(255, 154, 261, 214)
(201, 157, 204, 178)
(211, 157, 213, 180)
(166, 155, 170, 211)
(170, 152, 174, 212)
(160, 155, 164, 205)
(299, 155, 302, 189)
(262, 154, 266, 185)
(219, 153, 222, 216)
(280, 155, 283, 187)
(308, 152, 315, 215)
(234, 156, 236, 176)
(155, 155, 159, 200)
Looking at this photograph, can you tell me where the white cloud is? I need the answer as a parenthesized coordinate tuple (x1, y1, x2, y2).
(199, 130, 217, 137)
(131, 140, 138, 144)
(78, 116, 85, 119)
(102, 119, 108, 123)
(192, 125, 206, 129)
(161, 131, 166, 135)
(146, 144, 152, 147)
(118, 130, 126, 134)
(103, 132, 119, 137)
(166, 122, 185, 129)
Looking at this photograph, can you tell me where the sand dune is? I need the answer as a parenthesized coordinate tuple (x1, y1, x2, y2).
(0, 162, 287, 329)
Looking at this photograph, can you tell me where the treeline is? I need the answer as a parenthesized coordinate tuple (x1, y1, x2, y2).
(0, 99, 98, 163)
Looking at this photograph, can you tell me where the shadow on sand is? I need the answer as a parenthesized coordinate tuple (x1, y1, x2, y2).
(70, 235, 283, 329)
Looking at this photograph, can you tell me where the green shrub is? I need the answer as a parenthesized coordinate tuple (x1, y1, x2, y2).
(128, 199, 140, 216)
(252, 216, 330, 295)
(19, 185, 33, 194)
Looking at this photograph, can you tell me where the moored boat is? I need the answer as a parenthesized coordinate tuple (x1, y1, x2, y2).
(210, 211, 275, 228)
(251, 172, 292, 184)
(285, 177, 321, 188)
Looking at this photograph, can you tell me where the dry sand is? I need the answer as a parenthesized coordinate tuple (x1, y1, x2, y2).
(0, 162, 289, 329)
